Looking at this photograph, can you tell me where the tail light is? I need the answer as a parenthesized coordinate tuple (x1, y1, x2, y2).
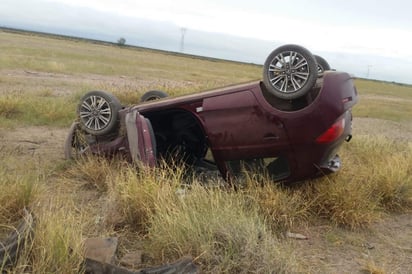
(316, 118, 345, 144)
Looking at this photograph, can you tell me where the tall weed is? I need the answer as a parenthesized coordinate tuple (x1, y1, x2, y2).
(244, 180, 312, 232)
(28, 197, 85, 273)
(301, 135, 412, 228)
(342, 135, 412, 211)
(106, 163, 183, 232)
(146, 183, 297, 273)
(0, 171, 39, 223)
(0, 95, 22, 119)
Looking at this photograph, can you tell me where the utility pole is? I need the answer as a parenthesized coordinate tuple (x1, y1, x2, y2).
(180, 28, 187, 52)
(366, 65, 373, 78)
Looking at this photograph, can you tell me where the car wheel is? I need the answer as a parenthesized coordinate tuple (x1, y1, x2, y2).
(314, 55, 331, 76)
(0, 209, 34, 268)
(263, 44, 318, 100)
(77, 91, 122, 136)
(64, 122, 91, 159)
(140, 90, 168, 102)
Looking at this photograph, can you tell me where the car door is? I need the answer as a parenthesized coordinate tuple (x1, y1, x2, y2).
(125, 109, 156, 167)
(199, 90, 288, 160)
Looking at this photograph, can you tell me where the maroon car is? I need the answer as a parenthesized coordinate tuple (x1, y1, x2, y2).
(65, 44, 358, 184)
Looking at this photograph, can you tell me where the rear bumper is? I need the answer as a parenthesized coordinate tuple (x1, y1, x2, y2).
(284, 110, 353, 182)
(315, 110, 352, 175)
(319, 154, 341, 174)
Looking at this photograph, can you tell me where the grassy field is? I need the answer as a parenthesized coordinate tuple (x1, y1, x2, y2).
(1, 29, 411, 273)
(353, 79, 412, 122)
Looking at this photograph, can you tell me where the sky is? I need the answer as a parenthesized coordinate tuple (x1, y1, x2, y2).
(1, 0, 412, 84)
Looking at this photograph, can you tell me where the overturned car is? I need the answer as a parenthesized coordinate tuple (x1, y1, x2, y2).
(65, 44, 358, 184)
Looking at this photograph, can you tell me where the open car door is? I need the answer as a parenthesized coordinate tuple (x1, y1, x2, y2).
(125, 109, 156, 167)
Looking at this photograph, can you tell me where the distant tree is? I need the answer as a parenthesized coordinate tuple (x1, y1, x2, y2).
(117, 37, 126, 46)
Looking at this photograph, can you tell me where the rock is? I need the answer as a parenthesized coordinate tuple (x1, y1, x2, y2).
(136, 256, 198, 274)
(83, 237, 198, 274)
(286, 231, 308, 240)
(0, 209, 35, 269)
(85, 258, 136, 274)
(84, 237, 118, 264)
(85, 255, 199, 274)
(119, 250, 143, 268)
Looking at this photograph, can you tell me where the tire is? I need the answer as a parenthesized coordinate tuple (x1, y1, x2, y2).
(314, 55, 331, 75)
(0, 209, 34, 268)
(263, 44, 318, 100)
(140, 90, 168, 102)
(77, 91, 122, 136)
(64, 122, 90, 159)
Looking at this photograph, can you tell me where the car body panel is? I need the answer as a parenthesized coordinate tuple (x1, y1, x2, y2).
(69, 70, 358, 184)
(199, 90, 289, 156)
(125, 109, 156, 167)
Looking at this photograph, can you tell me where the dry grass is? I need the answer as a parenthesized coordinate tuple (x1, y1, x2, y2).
(0, 91, 77, 128)
(146, 182, 297, 273)
(341, 135, 412, 212)
(64, 156, 117, 192)
(245, 181, 312, 231)
(355, 78, 412, 100)
(2, 131, 411, 273)
(107, 164, 180, 232)
(297, 135, 412, 229)
(41, 134, 411, 272)
(56, 160, 300, 273)
(0, 95, 22, 119)
(0, 167, 40, 224)
(27, 199, 85, 273)
(0, 30, 260, 95)
(353, 79, 412, 122)
(0, 30, 261, 129)
(360, 259, 387, 274)
(243, 135, 412, 230)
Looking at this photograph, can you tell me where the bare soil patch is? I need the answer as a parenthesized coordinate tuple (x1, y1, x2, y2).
(291, 214, 412, 273)
(353, 117, 412, 142)
(0, 126, 67, 167)
(1, 69, 196, 96)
